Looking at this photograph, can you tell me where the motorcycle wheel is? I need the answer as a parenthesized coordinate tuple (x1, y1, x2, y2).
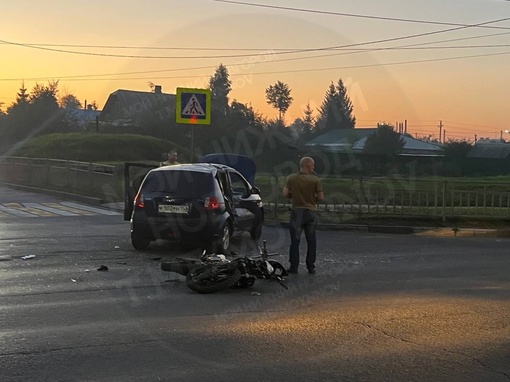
(161, 257, 201, 275)
(186, 264, 242, 294)
(236, 277, 256, 288)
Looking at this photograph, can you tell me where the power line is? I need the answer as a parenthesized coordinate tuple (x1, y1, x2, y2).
(212, 0, 510, 30)
(2, 49, 509, 83)
(1, 15, 509, 60)
(2, 30, 508, 53)
(2, 26, 509, 83)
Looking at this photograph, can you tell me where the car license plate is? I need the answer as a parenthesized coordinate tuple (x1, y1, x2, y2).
(158, 204, 189, 214)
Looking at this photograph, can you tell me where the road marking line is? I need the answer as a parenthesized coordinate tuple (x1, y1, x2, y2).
(0, 205, 38, 217)
(43, 203, 96, 216)
(60, 202, 120, 216)
(23, 203, 79, 217)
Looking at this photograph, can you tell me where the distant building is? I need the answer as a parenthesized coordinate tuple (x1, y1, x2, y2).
(466, 141, 510, 175)
(65, 106, 101, 128)
(306, 127, 444, 157)
(305, 128, 377, 153)
(99, 85, 175, 126)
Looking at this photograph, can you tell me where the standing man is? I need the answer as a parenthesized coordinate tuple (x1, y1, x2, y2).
(282, 157, 324, 274)
(160, 150, 180, 166)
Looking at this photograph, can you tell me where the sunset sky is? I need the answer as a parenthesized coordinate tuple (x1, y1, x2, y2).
(1, 0, 509, 141)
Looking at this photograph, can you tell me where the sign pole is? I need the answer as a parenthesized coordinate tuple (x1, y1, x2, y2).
(190, 124, 195, 161)
(176, 87, 211, 163)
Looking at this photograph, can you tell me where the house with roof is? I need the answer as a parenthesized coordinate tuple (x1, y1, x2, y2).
(352, 133, 444, 157)
(304, 127, 444, 174)
(65, 106, 101, 128)
(305, 128, 377, 153)
(99, 85, 175, 126)
(466, 140, 510, 175)
(306, 127, 443, 156)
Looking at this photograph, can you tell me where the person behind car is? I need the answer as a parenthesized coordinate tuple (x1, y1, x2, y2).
(282, 156, 324, 275)
(160, 150, 180, 166)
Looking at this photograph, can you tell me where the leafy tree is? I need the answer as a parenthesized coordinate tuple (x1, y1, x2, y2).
(441, 139, 473, 176)
(5, 81, 66, 141)
(209, 63, 232, 116)
(59, 93, 82, 109)
(317, 79, 355, 131)
(28, 81, 63, 133)
(265, 81, 293, 126)
(362, 124, 405, 173)
(229, 100, 264, 130)
(363, 124, 405, 156)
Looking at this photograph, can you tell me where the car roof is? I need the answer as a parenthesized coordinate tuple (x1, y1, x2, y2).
(152, 163, 235, 174)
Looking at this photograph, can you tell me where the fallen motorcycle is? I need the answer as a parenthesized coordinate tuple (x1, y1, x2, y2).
(161, 240, 288, 294)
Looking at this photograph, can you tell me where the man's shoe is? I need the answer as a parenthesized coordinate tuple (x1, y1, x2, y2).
(308, 269, 316, 274)
(287, 268, 299, 274)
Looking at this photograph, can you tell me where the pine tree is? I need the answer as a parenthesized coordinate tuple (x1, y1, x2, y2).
(302, 102, 315, 133)
(6, 82, 30, 114)
(209, 64, 232, 116)
(316, 79, 356, 131)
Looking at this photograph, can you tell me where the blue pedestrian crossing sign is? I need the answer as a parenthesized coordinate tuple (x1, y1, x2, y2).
(176, 87, 211, 125)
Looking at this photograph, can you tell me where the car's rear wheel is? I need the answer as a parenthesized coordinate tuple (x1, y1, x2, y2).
(131, 236, 151, 250)
(206, 223, 231, 254)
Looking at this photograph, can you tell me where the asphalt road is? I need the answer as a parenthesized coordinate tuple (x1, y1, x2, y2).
(0, 186, 509, 382)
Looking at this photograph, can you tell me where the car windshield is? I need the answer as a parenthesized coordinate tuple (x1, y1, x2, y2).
(142, 170, 214, 198)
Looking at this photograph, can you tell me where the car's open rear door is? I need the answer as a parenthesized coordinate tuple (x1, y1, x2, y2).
(124, 163, 156, 221)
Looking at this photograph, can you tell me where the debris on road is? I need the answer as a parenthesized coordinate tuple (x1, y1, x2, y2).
(21, 255, 36, 260)
(97, 265, 109, 271)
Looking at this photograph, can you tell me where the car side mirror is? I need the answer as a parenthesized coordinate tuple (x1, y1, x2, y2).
(251, 186, 260, 195)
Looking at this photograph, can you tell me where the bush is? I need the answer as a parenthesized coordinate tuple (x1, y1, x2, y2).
(11, 132, 184, 163)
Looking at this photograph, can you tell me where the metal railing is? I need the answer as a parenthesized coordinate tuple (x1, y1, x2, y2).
(1, 157, 510, 222)
(256, 174, 510, 222)
(0, 156, 123, 202)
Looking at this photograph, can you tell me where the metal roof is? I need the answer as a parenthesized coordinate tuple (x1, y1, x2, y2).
(306, 128, 377, 146)
(467, 143, 510, 159)
(306, 128, 443, 156)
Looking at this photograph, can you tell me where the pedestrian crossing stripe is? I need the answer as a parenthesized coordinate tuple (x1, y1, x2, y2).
(0, 202, 121, 218)
(0, 204, 38, 217)
(43, 202, 96, 216)
(61, 202, 120, 216)
(26, 203, 80, 216)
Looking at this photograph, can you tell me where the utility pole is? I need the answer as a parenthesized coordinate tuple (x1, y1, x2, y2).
(474, 134, 477, 143)
(443, 129, 446, 143)
(438, 120, 443, 143)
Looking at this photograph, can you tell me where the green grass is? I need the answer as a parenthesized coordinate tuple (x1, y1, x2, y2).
(11, 132, 181, 163)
